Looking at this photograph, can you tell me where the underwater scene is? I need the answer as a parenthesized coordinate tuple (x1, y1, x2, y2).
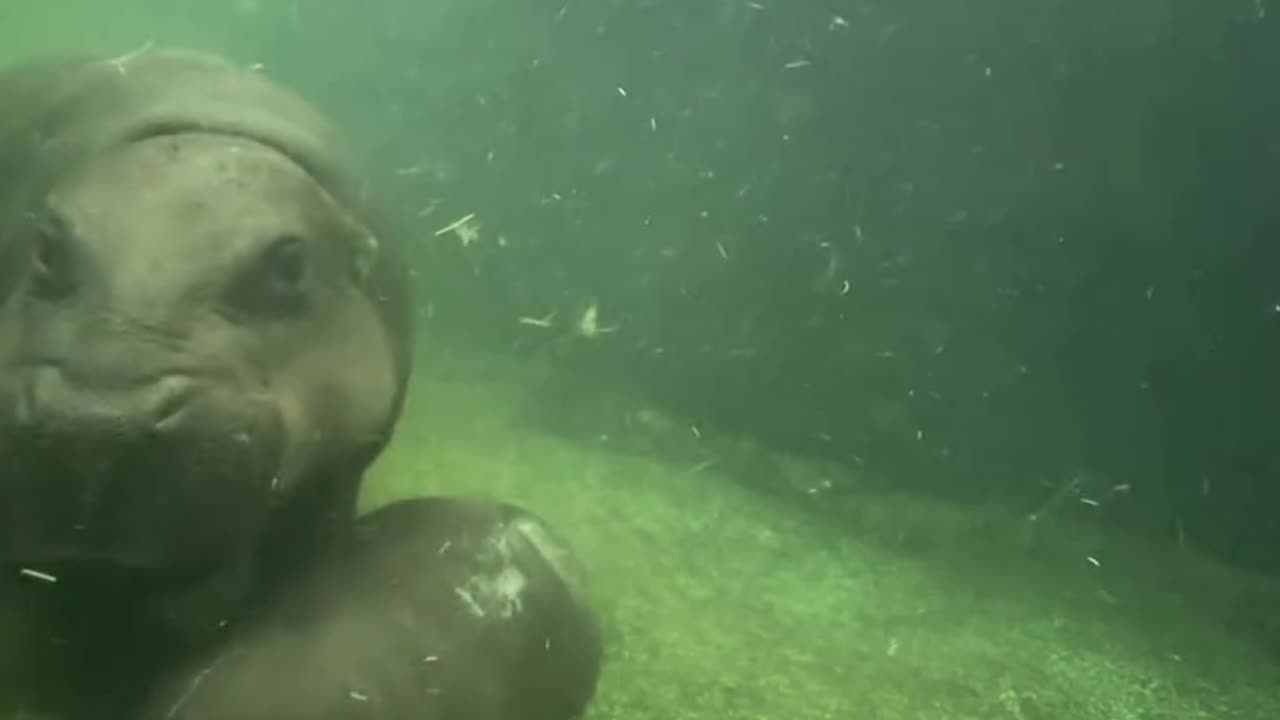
(0, 1, 1278, 718)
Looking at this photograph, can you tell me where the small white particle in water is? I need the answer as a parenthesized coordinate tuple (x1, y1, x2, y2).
(348, 690, 368, 702)
(166, 661, 219, 719)
(423, 655, 439, 663)
(1086, 556, 1101, 567)
(650, 116, 657, 132)
(19, 568, 57, 583)
(438, 540, 452, 555)
(616, 86, 627, 97)
(455, 587, 485, 617)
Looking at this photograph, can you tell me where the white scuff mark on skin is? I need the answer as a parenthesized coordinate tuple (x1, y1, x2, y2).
(491, 567, 527, 616)
(18, 568, 57, 583)
(453, 522, 543, 620)
(455, 566, 526, 619)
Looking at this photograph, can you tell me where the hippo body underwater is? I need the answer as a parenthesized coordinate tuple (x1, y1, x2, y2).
(0, 48, 602, 720)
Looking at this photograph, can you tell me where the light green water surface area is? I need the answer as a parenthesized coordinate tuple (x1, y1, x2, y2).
(360, 345, 1280, 720)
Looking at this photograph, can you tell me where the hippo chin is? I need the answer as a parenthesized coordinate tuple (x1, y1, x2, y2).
(0, 48, 602, 720)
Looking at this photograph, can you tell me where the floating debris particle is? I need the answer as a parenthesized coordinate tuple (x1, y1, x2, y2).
(517, 313, 556, 328)
(433, 213, 480, 246)
(19, 568, 57, 583)
(577, 301, 618, 337)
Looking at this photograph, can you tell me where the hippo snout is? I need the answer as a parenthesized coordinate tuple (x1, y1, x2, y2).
(14, 364, 200, 436)
(0, 361, 285, 570)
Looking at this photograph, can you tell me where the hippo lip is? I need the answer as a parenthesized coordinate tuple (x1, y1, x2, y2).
(12, 354, 216, 388)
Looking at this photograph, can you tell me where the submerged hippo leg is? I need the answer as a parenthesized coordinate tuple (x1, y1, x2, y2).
(141, 497, 604, 720)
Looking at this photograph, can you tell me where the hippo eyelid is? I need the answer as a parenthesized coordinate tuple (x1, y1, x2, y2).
(262, 233, 308, 280)
(218, 233, 314, 321)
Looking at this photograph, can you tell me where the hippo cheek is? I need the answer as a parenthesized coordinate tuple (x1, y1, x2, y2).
(0, 374, 285, 571)
(266, 295, 399, 497)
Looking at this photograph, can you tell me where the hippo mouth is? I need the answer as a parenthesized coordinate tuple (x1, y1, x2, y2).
(0, 361, 285, 574)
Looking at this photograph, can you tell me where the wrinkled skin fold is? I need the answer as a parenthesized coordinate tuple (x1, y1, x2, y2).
(0, 48, 602, 719)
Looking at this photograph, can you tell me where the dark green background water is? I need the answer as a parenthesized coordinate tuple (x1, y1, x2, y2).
(3, 0, 1277, 575)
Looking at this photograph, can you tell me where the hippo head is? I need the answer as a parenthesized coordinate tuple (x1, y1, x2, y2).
(0, 51, 413, 582)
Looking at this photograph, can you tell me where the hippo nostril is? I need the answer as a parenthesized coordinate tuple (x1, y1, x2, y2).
(148, 375, 198, 434)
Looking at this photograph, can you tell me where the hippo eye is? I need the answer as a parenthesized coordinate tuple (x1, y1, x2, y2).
(29, 222, 76, 301)
(225, 234, 311, 318)
(262, 234, 308, 297)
